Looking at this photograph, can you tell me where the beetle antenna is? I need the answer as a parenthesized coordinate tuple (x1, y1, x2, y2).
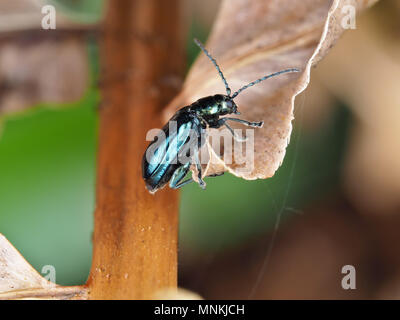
(231, 68, 300, 99)
(194, 38, 232, 96)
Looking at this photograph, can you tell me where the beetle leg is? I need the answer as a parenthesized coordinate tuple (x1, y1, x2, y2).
(193, 130, 206, 190)
(169, 159, 207, 190)
(172, 125, 206, 190)
(223, 117, 264, 128)
(170, 165, 224, 190)
(224, 122, 248, 142)
(170, 162, 192, 189)
(215, 119, 248, 142)
(193, 151, 206, 189)
(171, 177, 194, 189)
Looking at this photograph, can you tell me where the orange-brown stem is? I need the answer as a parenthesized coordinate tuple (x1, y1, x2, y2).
(86, 0, 183, 299)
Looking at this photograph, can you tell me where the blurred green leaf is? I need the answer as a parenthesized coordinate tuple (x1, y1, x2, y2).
(0, 93, 98, 286)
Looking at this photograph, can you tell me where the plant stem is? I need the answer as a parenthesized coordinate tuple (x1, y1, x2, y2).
(86, 0, 183, 299)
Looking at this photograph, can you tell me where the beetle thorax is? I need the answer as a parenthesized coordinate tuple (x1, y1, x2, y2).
(193, 94, 236, 118)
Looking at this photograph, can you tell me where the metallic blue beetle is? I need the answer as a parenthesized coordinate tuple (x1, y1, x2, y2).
(142, 39, 299, 193)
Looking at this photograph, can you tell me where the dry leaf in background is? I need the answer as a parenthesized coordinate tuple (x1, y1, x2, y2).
(0, 0, 92, 118)
(314, 3, 400, 214)
(0, 37, 89, 116)
(0, 234, 52, 292)
(0, 234, 86, 299)
(0, 0, 96, 32)
(165, 0, 378, 182)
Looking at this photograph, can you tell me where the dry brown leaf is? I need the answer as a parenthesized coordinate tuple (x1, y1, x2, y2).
(0, 0, 97, 33)
(0, 0, 92, 118)
(165, 0, 378, 181)
(0, 234, 51, 292)
(0, 37, 89, 116)
(0, 234, 87, 300)
(0, 0, 56, 33)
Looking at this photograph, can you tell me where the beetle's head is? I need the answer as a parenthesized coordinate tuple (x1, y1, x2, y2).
(216, 94, 240, 115)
